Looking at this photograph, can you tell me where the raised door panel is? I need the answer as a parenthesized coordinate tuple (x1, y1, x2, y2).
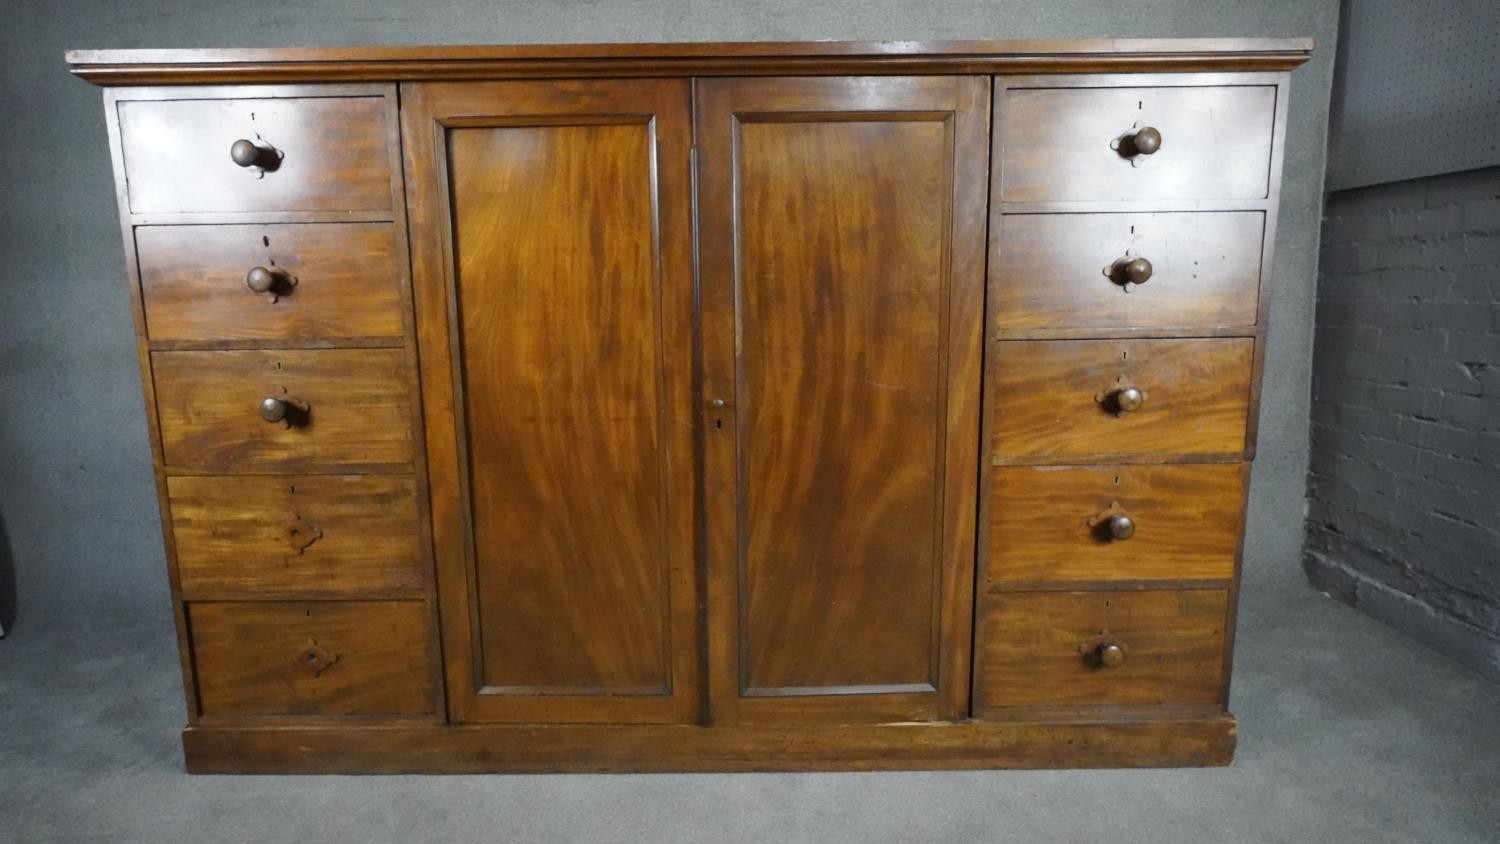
(402, 80, 698, 724)
(697, 77, 989, 722)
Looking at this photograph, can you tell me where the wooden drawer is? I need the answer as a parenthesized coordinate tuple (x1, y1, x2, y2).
(153, 349, 413, 474)
(188, 600, 434, 718)
(117, 95, 393, 215)
(994, 212, 1264, 330)
(168, 475, 423, 597)
(988, 463, 1246, 586)
(138, 224, 405, 343)
(999, 85, 1276, 202)
(992, 338, 1253, 462)
(979, 589, 1227, 709)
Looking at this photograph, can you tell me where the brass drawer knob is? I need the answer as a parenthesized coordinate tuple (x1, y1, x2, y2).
(1113, 256, 1153, 286)
(1096, 642, 1125, 668)
(1096, 379, 1147, 415)
(245, 266, 295, 302)
(1107, 514, 1136, 540)
(1128, 126, 1162, 156)
(1115, 386, 1145, 413)
(1088, 503, 1136, 541)
(230, 138, 282, 172)
(259, 394, 310, 425)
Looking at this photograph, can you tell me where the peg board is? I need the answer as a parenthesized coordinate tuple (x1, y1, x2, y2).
(1327, 0, 1500, 190)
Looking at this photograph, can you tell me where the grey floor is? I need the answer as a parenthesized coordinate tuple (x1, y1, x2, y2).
(3, 580, 1497, 844)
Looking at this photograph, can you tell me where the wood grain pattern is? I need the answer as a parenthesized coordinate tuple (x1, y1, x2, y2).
(67, 38, 1315, 86)
(153, 349, 413, 473)
(999, 84, 1277, 202)
(697, 76, 988, 722)
(168, 475, 422, 597)
(993, 212, 1264, 329)
(182, 715, 1238, 772)
(991, 338, 1254, 462)
(188, 600, 434, 717)
(137, 223, 404, 343)
(401, 79, 700, 724)
(979, 590, 1228, 709)
(988, 463, 1247, 586)
(117, 96, 393, 214)
(451, 121, 670, 697)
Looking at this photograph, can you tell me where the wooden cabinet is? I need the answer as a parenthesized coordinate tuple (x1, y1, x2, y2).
(73, 37, 1311, 773)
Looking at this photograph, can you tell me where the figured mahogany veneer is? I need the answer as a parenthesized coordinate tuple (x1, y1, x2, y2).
(998, 84, 1277, 203)
(988, 463, 1248, 587)
(153, 348, 414, 474)
(994, 212, 1265, 330)
(73, 37, 1309, 773)
(188, 600, 435, 719)
(168, 475, 424, 598)
(990, 337, 1255, 462)
(117, 96, 394, 214)
(978, 590, 1229, 711)
(137, 223, 406, 343)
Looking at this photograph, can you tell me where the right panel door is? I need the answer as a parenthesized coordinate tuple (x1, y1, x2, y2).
(696, 77, 989, 723)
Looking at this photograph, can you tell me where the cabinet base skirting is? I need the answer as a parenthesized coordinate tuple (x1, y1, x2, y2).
(182, 716, 1237, 774)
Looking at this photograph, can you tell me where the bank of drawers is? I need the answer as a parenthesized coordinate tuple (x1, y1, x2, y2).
(118, 88, 435, 721)
(979, 76, 1274, 717)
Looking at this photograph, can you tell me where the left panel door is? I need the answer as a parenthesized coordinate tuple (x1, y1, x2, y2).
(402, 80, 699, 723)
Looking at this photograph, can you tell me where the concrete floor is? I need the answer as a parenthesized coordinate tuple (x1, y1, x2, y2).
(2, 581, 1497, 843)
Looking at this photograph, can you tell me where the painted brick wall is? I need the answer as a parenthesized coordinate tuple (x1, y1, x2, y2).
(1305, 165, 1500, 679)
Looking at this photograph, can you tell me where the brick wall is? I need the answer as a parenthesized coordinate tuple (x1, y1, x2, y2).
(1306, 166, 1500, 679)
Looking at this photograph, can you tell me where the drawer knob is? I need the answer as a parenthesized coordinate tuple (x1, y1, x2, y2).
(1115, 386, 1145, 413)
(1126, 126, 1162, 157)
(259, 394, 310, 425)
(1096, 642, 1126, 668)
(1088, 503, 1136, 541)
(230, 138, 282, 172)
(1112, 256, 1153, 286)
(245, 266, 295, 302)
(1107, 514, 1136, 541)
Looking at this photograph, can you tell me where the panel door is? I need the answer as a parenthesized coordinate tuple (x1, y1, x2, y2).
(696, 77, 989, 723)
(402, 80, 698, 723)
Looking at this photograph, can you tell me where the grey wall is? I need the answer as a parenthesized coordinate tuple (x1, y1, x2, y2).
(1306, 169, 1500, 680)
(1325, 0, 1500, 189)
(1304, 0, 1500, 681)
(0, 0, 1339, 637)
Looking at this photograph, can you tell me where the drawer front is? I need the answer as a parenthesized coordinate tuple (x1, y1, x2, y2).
(999, 85, 1276, 202)
(154, 349, 414, 473)
(989, 463, 1246, 586)
(188, 600, 434, 717)
(118, 96, 393, 214)
(980, 589, 1227, 709)
(138, 224, 405, 342)
(992, 338, 1253, 461)
(168, 475, 423, 596)
(995, 212, 1264, 330)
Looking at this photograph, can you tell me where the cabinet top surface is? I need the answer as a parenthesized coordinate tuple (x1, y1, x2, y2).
(67, 37, 1314, 85)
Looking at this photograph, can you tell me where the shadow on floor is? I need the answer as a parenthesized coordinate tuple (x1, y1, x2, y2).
(0, 511, 15, 637)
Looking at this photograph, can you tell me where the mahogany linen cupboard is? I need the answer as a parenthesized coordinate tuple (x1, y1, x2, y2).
(68, 38, 1311, 773)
